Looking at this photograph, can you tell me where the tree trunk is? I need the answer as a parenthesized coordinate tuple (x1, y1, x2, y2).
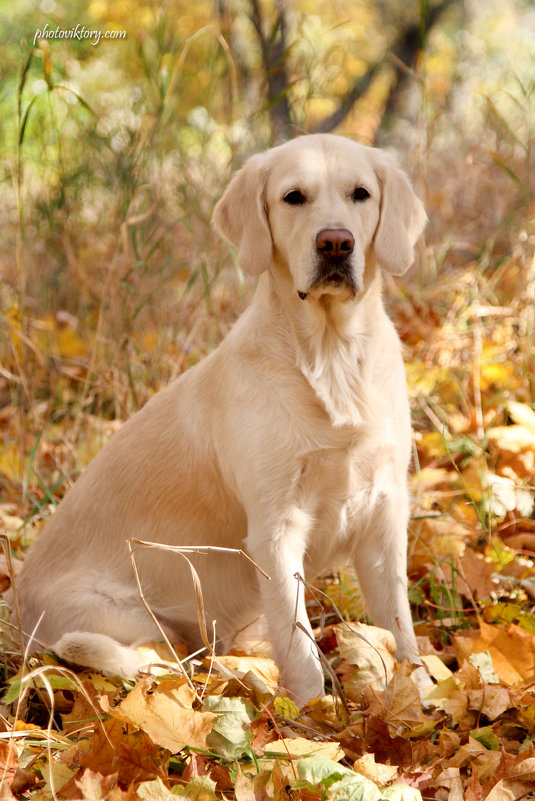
(249, 0, 292, 140)
(313, 0, 459, 137)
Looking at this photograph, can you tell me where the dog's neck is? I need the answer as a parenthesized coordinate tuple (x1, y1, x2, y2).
(258, 256, 385, 429)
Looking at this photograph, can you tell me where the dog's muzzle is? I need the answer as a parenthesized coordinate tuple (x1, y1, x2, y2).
(300, 227, 357, 298)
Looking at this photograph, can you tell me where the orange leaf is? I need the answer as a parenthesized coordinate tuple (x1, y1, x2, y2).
(75, 717, 169, 785)
(105, 677, 216, 754)
(455, 620, 535, 686)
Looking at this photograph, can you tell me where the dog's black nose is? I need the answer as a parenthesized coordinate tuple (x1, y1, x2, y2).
(316, 228, 355, 259)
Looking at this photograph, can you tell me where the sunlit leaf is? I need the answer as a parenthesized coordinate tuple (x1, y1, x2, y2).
(106, 677, 216, 753)
(273, 695, 300, 720)
(470, 726, 500, 751)
(203, 696, 257, 758)
(266, 738, 344, 762)
(336, 623, 396, 695)
(468, 651, 499, 684)
(353, 754, 397, 787)
(173, 775, 219, 801)
(136, 777, 176, 801)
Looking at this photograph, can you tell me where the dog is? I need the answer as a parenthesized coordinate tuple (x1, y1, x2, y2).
(11, 134, 426, 703)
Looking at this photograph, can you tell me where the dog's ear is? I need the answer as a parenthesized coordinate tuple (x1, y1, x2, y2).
(373, 156, 427, 276)
(212, 155, 272, 276)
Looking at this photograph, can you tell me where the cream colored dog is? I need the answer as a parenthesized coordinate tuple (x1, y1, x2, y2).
(13, 134, 426, 703)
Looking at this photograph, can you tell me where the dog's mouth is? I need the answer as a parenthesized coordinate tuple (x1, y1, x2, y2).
(324, 269, 349, 286)
(306, 258, 357, 298)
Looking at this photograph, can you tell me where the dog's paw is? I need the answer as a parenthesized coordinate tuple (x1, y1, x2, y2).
(281, 666, 325, 707)
(52, 631, 144, 678)
(411, 664, 436, 708)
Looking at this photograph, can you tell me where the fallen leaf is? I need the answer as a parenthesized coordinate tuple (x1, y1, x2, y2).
(296, 755, 370, 789)
(135, 640, 189, 672)
(364, 666, 429, 737)
(487, 425, 535, 454)
(353, 753, 398, 786)
(455, 548, 495, 600)
(430, 684, 471, 726)
(485, 755, 535, 800)
(215, 655, 278, 688)
(74, 769, 126, 800)
(468, 651, 500, 684)
(435, 767, 464, 801)
(173, 775, 219, 801)
(0, 741, 19, 795)
(61, 680, 103, 734)
(297, 755, 423, 801)
(273, 695, 300, 720)
(336, 622, 396, 694)
(467, 686, 512, 720)
(382, 786, 423, 801)
(180, 752, 209, 783)
(0, 507, 23, 537)
(0, 444, 23, 484)
(445, 737, 493, 770)
(413, 517, 467, 558)
(234, 763, 272, 801)
(33, 761, 77, 800)
(455, 620, 535, 686)
(508, 401, 535, 433)
(10, 768, 40, 796)
(410, 466, 458, 492)
(266, 737, 344, 762)
(420, 654, 453, 682)
(106, 677, 216, 753)
(75, 717, 169, 784)
(203, 695, 257, 758)
(136, 776, 176, 800)
(470, 725, 500, 751)
(305, 694, 346, 731)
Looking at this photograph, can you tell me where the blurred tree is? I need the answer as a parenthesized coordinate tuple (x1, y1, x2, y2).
(249, 0, 291, 138)
(230, 0, 459, 140)
(380, 0, 461, 126)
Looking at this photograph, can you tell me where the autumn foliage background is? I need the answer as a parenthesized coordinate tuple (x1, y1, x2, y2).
(1, 0, 535, 799)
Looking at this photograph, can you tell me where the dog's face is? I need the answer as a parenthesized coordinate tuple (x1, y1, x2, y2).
(265, 137, 383, 299)
(213, 134, 426, 301)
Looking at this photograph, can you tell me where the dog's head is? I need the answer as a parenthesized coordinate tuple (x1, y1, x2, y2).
(213, 134, 426, 300)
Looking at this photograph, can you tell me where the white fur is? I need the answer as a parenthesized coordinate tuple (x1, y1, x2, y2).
(12, 134, 426, 704)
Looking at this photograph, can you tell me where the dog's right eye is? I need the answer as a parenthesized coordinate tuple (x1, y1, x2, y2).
(352, 186, 370, 202)
(283, 190, 306, 205)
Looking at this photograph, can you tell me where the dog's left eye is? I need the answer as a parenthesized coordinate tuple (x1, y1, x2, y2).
(352, 186, 370, 202)
(283, 189, 306, 205)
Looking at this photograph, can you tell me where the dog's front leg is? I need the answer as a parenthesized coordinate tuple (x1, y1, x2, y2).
(246, 508, 324, 704)
(353, 491, 419, 664)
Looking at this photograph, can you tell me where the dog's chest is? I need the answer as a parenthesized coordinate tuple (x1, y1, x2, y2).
(297, 438, 388, 563)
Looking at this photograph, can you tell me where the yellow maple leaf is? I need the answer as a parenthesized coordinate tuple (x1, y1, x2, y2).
(104, 677, 216, 753)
